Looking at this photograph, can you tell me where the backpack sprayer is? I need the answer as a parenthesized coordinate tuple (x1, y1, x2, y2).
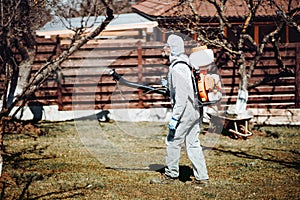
(189, 47, 223, 105)
(108, 47, 223, 107)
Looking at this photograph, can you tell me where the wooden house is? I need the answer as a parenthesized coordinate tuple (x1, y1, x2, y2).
(134, 0, 300, 124)
(132, 0, 300, 44)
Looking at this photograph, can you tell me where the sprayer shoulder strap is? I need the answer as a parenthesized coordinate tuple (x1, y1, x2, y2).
(171, 60, 198, 97)
(171, 60, 192, 71)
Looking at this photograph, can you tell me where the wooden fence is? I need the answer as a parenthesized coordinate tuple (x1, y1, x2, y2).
(2, 37, 300, 116)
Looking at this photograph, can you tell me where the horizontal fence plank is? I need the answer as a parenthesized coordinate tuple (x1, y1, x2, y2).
(250, 108, 300, 125)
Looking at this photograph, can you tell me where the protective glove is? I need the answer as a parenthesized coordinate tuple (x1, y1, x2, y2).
(165, 128, 175, 145)
(161, 78, 167, 87)
(168, 117, 178, 130)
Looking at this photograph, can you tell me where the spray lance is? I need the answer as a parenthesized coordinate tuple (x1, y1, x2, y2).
(108, 43, 222, 107)
(108, 69, 168, 96)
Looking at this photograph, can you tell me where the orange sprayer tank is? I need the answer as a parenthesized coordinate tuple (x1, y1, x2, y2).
(197, 71, 208, 102)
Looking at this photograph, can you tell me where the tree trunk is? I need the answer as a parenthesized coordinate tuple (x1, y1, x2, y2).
(235, 54, 249, 115)
(15, 56, 34, 99)
(0, 0, 114, 177)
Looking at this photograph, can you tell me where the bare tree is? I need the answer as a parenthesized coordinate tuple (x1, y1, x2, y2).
(0, 0, 114, 176)
(159, 0, 300, 113)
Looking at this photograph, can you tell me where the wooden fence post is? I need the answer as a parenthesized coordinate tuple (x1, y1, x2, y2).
(57, 71, 63, 111)
(137, 41, 143, 108)
(296, 43, 300, 108)
(54, 35, 63, 111)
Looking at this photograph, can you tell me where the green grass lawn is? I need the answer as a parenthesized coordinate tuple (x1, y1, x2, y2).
(1, 120, 299, 199)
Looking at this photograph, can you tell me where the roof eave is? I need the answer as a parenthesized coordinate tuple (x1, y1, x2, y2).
(132, 8, 158, 21)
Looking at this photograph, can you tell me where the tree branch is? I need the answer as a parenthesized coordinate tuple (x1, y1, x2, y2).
(4, 1, 114, 118)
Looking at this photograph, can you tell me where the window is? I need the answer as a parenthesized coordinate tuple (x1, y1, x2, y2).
(288, 27, 300, 43)
(259, 25, 286, 43)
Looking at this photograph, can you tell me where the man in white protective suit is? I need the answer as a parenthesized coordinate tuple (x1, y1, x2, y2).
(150, 34, 209, 186)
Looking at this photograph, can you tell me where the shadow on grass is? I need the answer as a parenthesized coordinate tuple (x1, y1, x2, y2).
(0, 143, 97, 200)
(28, 184, 88, 200)
(149, 164, 194, 182)
(107, 164, 194, 183)
(210, 146, 300, 170)
(0, 172, 89, 200)
(4, 144, 53, 169)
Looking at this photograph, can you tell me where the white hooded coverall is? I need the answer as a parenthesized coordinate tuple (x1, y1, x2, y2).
(165, 34, 209, 181)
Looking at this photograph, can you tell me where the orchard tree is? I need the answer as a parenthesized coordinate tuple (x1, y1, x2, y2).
(0, 0, 114, 176)
(159, 0, 300, 113)
(0, 0, 50, 112)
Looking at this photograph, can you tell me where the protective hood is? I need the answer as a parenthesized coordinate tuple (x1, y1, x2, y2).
(167, 34, 185, 56)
